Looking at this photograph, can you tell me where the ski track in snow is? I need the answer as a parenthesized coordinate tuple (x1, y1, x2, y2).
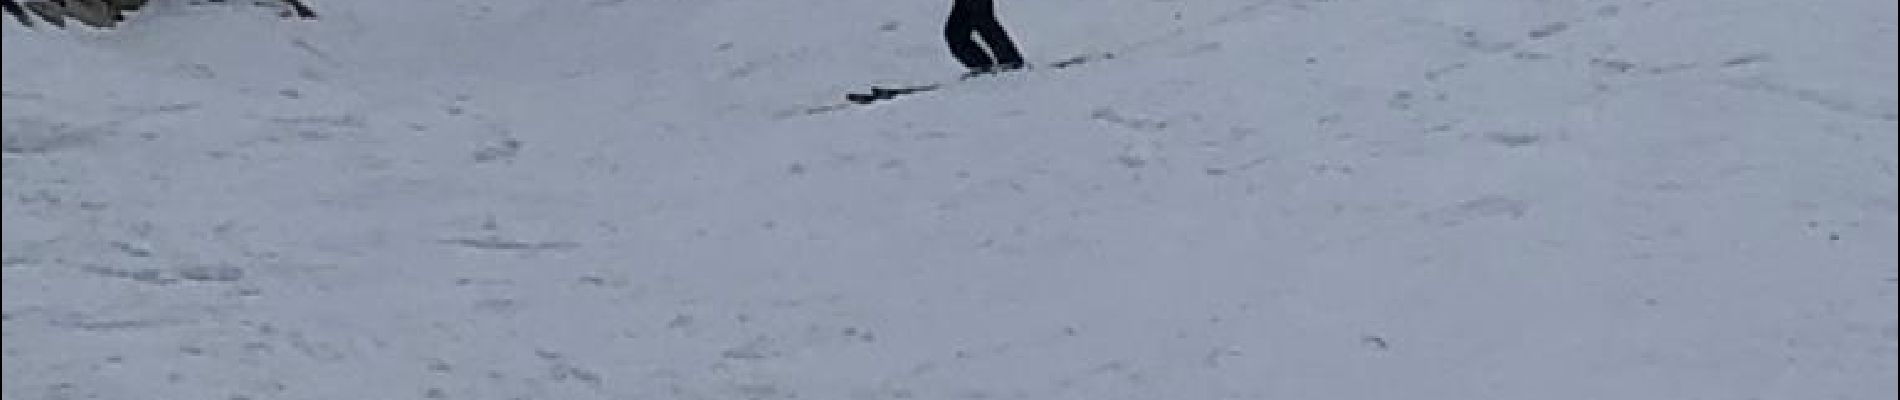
(3, 0, 1896, 399)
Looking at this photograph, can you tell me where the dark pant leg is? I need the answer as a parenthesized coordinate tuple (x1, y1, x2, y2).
(2, 0, 31, 27)
(973, 16, 1024, 67)
(944, 7, 994, 69)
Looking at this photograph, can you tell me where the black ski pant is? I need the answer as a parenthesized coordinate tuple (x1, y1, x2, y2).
(945, 0, 1024, 70)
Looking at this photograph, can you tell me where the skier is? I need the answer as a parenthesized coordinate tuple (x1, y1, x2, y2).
(944, 0, 1025, 77)
(831, 0, 1042, 107)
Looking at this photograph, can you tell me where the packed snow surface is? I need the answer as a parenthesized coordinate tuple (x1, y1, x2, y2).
(3, 1, 1895, 399)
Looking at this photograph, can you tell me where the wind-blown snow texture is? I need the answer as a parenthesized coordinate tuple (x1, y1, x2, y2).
(3, 0, 1895, 399)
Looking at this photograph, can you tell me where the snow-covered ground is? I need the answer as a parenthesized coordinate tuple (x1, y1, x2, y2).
(3, 0, 1894, 399)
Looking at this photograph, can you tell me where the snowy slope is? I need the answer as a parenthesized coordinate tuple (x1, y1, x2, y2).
(3, 0, 1895, 399)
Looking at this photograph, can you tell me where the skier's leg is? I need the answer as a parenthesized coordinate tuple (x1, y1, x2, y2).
(944, 8, 993, 70)
(65, 0, 120, 28)
(25, 0, 67, 27)
(2, 0, 33, 27)
(281, 0, 317, 19)
(974, 15, 1025, 69)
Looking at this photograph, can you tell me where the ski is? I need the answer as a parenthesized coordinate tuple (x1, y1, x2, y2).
(781, 52, 1115, 118)
(1049, 52, 1114, 69)
(845, 84, 944, 104)
(843, 52, 1114, 104)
